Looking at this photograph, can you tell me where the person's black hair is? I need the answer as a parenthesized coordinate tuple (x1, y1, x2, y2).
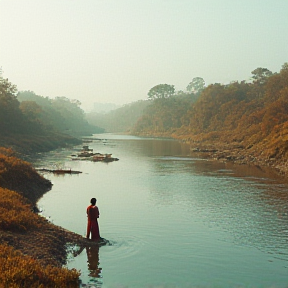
(90, 198, 97, 205)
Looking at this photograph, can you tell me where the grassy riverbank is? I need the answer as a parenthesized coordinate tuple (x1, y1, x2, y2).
(0, 147, 91, 287)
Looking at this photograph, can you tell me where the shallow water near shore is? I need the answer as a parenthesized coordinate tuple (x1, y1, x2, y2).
(35, 134, 288, 288)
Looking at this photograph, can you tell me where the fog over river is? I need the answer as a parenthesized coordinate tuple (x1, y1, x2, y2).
(34, 134, 288, 288)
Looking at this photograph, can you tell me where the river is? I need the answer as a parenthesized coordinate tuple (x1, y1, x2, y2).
(33, 134, 288, 288)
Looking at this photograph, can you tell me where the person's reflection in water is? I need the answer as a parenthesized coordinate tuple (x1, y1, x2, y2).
(86, 245, 102, 278)
(73, 243, 102, 286)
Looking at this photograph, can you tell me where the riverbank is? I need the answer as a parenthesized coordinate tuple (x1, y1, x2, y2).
(186, 141, 288, 178)
(0, 133, 82, 155)
(0, 147, 96, 287)
(134, 131, 288, 177)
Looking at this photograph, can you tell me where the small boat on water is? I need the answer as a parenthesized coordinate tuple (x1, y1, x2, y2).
(53, 169, 82, 174)
(72, 145, 119, 162)
(36, 168, 82, 174)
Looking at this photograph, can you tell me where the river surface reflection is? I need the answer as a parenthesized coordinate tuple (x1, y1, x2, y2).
(35, 134, 288, 288)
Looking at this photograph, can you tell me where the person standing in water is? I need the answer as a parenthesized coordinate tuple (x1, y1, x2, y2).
(86, 198, 100, 241)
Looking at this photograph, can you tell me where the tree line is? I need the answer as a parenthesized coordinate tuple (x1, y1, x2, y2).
(86, 77, 204, 134)
(88, 62, 288, 163)
(0, 77, 103, 152)
(131, 63, 288, 161)
(17, 91, 103, 136)
(130, 77, 205, 136)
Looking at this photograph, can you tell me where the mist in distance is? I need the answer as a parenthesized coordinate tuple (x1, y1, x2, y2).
(0, 0, 287, 109)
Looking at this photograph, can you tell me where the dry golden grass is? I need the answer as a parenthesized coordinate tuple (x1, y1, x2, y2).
(0, 188, 42, 231)
(0, 244, 80, 288)
(0, 147, 52, 203)
(0, 147, 82, 287)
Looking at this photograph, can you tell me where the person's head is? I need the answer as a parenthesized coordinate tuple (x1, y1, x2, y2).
(90, 198, 97, 206)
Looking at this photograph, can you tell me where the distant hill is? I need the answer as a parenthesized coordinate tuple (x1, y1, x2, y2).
(90, 102, 121, 113)
(17, 91, 104, 137)
(0, 79, 103, 153)
(86, 100, 150, 133)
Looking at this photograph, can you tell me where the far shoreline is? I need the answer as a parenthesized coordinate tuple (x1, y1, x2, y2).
(132, 131, 288, 178)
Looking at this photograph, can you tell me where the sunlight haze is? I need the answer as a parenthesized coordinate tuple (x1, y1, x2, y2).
(1, 0, 287, 111)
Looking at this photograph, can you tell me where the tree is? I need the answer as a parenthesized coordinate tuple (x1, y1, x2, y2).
(0, 77, 19, 114)
(250, 67, 273, 99)
(148, 84, 175, 100)
(251, 68, 273, 85)
(0, 77, 23, 134)
(281, 62, 288, 72)
(186, 77, 205, 94)
(20, 101, 42, 121)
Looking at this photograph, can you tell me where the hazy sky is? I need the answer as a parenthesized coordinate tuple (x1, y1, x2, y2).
(1, 0, 287, 110)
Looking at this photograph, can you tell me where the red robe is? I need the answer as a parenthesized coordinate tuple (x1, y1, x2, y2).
(86, 205, 100, 240)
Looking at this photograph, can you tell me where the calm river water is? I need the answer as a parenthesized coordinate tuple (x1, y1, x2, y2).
(34, 134, 288, 288)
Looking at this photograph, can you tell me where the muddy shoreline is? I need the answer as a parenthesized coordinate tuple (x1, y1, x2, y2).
(188, 143, 288, 178)
(139, 132, 288, 177)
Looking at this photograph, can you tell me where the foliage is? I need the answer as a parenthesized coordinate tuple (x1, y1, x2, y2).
(186, 77, 205, 94)
(0, 77, 26, 135)
(174, 63, 288, 160)
(87, 100, 150, 133)
(133, 63, 288, 164)
(0, 244, 80, 288)
(17, 91, 103, 136)
(133, 93, 199, 136)
(0, 77, 102, 153)
(251, 67, 273, 85)
(147, 84, 175, 99)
